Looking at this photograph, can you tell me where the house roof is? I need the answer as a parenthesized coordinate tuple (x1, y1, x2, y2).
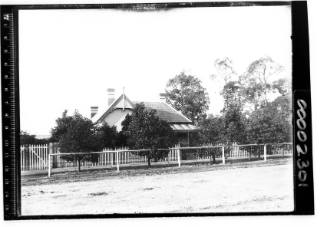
(142, 102, 192, 124)
(92, 93, 135, 123)
(92, 93, 196, 129)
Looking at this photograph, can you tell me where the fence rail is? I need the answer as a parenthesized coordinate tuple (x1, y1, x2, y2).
(20, 142, 293, 176)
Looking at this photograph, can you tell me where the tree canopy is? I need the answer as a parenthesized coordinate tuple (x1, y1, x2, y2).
(51, 111, 104, 171)
(121, 103, 175, 166)
(20, 131, 50, 145)
(96, 123, 123, 149)
(165, 72, 209, 124)
(246, 94, 292, 143)
(202, 57, 292, 145)
(198, 116, 224, 144)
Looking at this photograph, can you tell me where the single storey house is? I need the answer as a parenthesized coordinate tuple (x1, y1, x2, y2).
(90, 89, 198, 146)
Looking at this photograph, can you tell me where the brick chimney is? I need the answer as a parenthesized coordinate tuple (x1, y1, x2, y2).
(90, 106, 98, 118)
(107, 88, 115, 106)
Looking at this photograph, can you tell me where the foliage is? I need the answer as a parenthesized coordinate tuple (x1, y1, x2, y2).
(205, 56, 292, 145)
(213, 57, 238, 83)
(221, 81, 243, 110)
(121, 103, 175, 166)
(20, 131, 50, 145)
(51, 110, 73, 142)
(51, 111, 103, 171)
(213, 57, 287, 111)
(239, 57, 284, 110)
(96, 123, 121, 149)
(272, 78, 291, 96)
(219, 80, 247, 144)
(222, 104, 247, 144)
(246, 95, 292, 143)
(198, 117, 224, 144)
(165, 72, 210, 124)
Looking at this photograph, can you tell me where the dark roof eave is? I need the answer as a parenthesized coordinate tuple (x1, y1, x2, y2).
(172, 129, 200, 132)
(168, 121, 193, 124)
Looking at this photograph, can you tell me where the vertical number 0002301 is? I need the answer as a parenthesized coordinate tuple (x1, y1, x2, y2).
(296, 99, 309, 187)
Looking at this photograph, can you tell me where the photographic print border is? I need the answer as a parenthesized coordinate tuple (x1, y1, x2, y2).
(1, 1, 313, 220)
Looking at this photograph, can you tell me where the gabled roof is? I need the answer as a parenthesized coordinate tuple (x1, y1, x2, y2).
(92, 93, 134, 123)
(92, 93, 193, 124)
(142, 102, 192, 123)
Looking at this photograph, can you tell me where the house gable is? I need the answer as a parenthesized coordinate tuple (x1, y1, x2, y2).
(92, 93, 134, 124)
(102, 109, 133, 131)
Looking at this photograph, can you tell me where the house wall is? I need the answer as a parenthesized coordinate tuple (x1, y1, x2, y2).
(174, 131, 201, 147)
(102, 109, 133, 131)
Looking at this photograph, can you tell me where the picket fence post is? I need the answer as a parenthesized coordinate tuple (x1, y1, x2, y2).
(177, 145, 181, 168)
(116, 150, 120, 172)
(222, 146, 225, 165)
(264, 144, 267, 162)
(48, 143, 53, 177)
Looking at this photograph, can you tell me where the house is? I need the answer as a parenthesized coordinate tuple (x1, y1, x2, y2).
(90, 89, 198, 146)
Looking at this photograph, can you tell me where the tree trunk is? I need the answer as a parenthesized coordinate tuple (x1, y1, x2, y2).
(78, 159, 81, 172)
(147, 156, 151, 167)
(212, 153, 216, 164)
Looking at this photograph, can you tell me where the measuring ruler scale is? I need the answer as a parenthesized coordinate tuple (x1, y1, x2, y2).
(1, 5, 20, 220)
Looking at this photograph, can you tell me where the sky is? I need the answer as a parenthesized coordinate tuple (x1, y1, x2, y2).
(19, 5, 292, 135)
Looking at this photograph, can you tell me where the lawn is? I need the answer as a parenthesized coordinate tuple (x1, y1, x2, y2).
(21, 159, 294, 215)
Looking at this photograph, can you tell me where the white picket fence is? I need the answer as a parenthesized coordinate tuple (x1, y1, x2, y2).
(169, 143, 293, 167)
(20, 142, 292, 173)
(20, 144, 179, 171)
(20, 144, 49, 171)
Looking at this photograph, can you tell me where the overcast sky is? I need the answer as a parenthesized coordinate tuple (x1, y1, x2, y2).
(19, 5, 292, 135)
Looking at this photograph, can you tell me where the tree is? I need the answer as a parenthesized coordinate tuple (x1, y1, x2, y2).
(20, 131, 50, 145)
(271, 95, 292, 142)
(121, 103, 175, 167)
(246, 95, 292, 143)
(199, 117, 224, 144)
(222, 104, 247, 144)
(212, 57, 288, 111)
(51, 110, 73, 142)
(272, 78, 291, 96)
(198, 116, 225, 163)
(239, 57, 284, 110)
(212, 57, 238, 83)
(221, 81, 243, 110)
(220, 81, 247, 144)
(165, 72, 209, 124)
(20, 131, 38, 145)
(96, 123, 120, 149)
(51, 111, 102, 172)
(209, 56, 291, 146)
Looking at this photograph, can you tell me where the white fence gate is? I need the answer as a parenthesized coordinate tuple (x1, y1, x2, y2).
(20, 144, 49, 171)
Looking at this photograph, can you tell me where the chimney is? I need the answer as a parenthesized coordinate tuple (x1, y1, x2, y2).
(159, 93, 166, 102)
(107, 88, 115, 106)
(90, 106, 98, 118)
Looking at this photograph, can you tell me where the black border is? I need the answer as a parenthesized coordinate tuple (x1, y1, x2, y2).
(1, 1, 313, 220)
(292, 1, 314, 214)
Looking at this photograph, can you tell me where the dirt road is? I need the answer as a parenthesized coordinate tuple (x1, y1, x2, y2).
(21, 159, 294, 215)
